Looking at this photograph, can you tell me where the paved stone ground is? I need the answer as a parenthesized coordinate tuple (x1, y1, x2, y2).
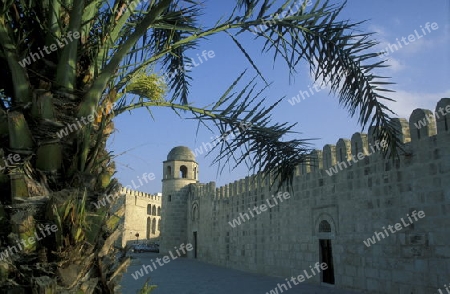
(120, 252, 362, 294)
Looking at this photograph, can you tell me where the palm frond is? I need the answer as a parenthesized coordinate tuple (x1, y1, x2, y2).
(149, 1, 201, 104)
(197, 74, 314, 189)
(247, 0, 401, 157)
(116, 72, 315, 189)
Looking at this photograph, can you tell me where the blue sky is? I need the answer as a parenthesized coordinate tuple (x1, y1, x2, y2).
(108, 0, 450, 194)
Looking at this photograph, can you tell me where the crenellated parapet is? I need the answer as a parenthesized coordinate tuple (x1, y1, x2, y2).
(192, 174, 268, 201)
(191, 98, 450, 203)
(119, 186, 161, 201)
(315, 98, 450, 173)
(190, 181, 216, 199)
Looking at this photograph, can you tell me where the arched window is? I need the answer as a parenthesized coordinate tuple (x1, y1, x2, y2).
(157, 206, 161, 216)
(319, 220, 331, 233)
(166, 166, 172, 179)
(157, 219, 160, 231)
(152, 218, 156, 234)
(147, 204, 151, 215)
(193, 167, 197, 179)
(192, 205, 199, 221)
(146, 217, 151, 239)
(152, 206, 156, 216)
(168, 195, 171, 202)
(180, 165, 187, 178)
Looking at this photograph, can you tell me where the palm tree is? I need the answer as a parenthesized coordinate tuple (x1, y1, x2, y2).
(0, 0, 399, 291)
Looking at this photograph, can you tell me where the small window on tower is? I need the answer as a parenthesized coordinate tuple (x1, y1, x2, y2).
(168, 195, 172, 202)
(180, 165, 188, 178)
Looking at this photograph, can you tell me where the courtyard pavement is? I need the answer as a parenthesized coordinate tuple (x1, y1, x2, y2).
(120, 252, 362, 294)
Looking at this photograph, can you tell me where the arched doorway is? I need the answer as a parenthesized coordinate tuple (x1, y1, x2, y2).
(316, 217, 335, 285)
(191, 203, 199, 258)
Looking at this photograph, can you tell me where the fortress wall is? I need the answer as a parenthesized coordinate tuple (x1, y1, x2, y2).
(188, 98, 450, 293)
(121, 188, 162, 247)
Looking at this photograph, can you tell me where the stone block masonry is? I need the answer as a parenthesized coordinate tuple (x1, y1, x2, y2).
(228, 192, 290, 228)
(169, 98, 450, 293)
(121, 188, 162, 247)
(363, 210, 426, 247)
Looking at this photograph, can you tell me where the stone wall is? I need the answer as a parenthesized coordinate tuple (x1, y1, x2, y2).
(121, 187, 162, 247)
(184, 98, 450, 293)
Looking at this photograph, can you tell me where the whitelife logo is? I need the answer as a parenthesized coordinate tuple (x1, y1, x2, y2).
(0, 153, 21, 171)
(162, 50, 215, 84)
(436, 283, 450, 294)
(414, 104, 450, 130)
(0, 224, 58, 261)
(379, 22, 439, 58)
(55, 114, 96, 139)
(92, 172, 156, 209)
(325, 140, 387, 176)
(123, 172, 156, 190)
(250, 0, 312, 35)
(363, 210, 425, 247)
(265, 262, 328, 294)
(131, 243, 193, 280)
(19, 31, 81, 67)
(228, 192, 290, 228)
(193, 121, 252, 158)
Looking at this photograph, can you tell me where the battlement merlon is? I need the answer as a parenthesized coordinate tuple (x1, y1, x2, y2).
(316, 99, 449, 171)
(204, 98, 450, 198)
(189, 181, 216, 199)
(119, 186, 162, 200)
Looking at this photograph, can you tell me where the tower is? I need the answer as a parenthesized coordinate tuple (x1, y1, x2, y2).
(160, 146, 198, 254)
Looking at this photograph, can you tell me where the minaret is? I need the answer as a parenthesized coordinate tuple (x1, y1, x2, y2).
(160, 146, 198, 254)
